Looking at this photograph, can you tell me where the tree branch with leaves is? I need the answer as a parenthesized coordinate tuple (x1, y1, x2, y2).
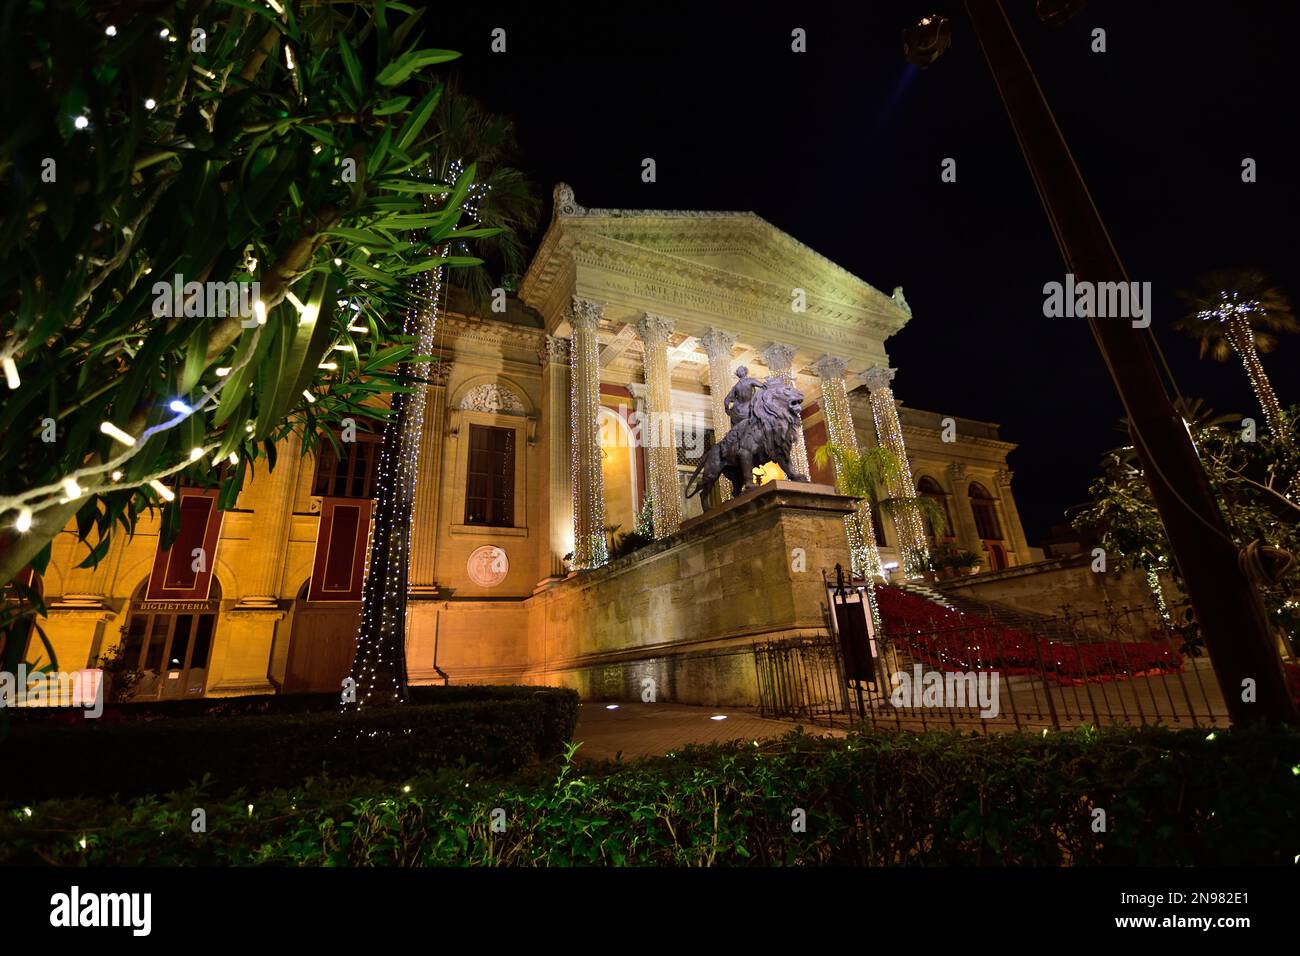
(0, 1, 494, 600)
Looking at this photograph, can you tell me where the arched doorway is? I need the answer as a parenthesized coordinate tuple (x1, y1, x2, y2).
(968, 482, 1007, 570)
(120, 578, 221, 699)
(917, 475, 954, 546)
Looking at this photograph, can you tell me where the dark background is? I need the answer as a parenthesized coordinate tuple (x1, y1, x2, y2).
(435, 1, 1300, 544)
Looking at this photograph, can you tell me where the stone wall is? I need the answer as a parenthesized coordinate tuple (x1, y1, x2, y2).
(422, 481, 855, 706)
(940, 554, 1179, 618)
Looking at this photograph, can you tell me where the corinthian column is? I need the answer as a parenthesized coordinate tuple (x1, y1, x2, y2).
(636, 312, 683, 537)
(947, 462, 983, 555)
(757, 342, 810, 480)
(569, 297, 608, 569)
(862, 365, 930, 578)
(538, 335, 573, 580)
(699, 328, 737, 502)
(410, 361, 452, 595)
(810, 355, 883, 582)
(995, 467, 1032, 564)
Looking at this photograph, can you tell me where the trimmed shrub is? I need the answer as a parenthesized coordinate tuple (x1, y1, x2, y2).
(3, 683, 570, 723)
(2, 724, 1296, 866)
(0, 687, 579, 803)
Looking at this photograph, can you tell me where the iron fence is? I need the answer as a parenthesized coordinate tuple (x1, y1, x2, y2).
(753, 598, 1229, 731)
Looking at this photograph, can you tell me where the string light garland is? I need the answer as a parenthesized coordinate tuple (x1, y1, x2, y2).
(0, 259, 354, 531)
(0, 320, 265, 530)
(347, 254, 440, 708)
(570, 297, 608, 569)
(1146, 566, 1171, 624)
(699, 328, 737, 502)
(2, 221, 373, 535)
(0, 266, 363, 531)
(814, 359, 885, 635)
(862, 365, 930, 579)
(636, 313, 682, 538)
(1195, 291, 1286, 436)
(756, 342, 811, 480)
(347, 159, 489, 708)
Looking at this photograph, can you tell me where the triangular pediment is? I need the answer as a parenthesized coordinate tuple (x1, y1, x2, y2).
(574, 212, 890, 311)
(520, 184, 913, 349)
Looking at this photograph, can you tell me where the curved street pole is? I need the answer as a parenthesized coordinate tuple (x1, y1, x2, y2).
(961, 0, 1296, 724)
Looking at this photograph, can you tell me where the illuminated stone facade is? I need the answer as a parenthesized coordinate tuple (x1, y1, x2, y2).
(30, 186, 1035, 702)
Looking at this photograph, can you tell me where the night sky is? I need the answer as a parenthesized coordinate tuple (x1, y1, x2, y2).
(435, 2, 1300, 544)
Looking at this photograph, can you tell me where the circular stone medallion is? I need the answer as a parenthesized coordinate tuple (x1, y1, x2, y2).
(466, 546, 509, 587)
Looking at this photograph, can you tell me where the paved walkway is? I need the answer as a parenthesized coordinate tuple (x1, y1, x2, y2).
(571, 702, 843, 762)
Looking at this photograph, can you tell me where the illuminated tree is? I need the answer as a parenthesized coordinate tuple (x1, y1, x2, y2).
(1173, 269, 1298, 438)
(0, 1, 485, 670)
(348, 91, 539, 708)
(1074, 402, 1300, 641)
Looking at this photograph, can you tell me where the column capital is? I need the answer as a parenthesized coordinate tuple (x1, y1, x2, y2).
(570, 296, 604, 332)
(635, 312, 675, 345)
(627, 382, 649, 403)
(861, 365, 898, 392)
(539, 334, 570, 367)
(810, 354, 849, 381)
(758, 341, 797, 373)
(996, 467, 1014, 487)
(430, 360, 453, 387)
(699, 327, 737, 360)
(948, 462, 967, 481)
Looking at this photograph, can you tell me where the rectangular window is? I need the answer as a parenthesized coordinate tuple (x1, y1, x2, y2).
(464, 425, 515, 527)
(313, 432, 381, 500)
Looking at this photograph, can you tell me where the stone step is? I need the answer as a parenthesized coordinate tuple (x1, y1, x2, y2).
(890, 583, 1085, 643)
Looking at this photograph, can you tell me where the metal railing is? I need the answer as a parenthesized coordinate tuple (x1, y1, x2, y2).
(753, 599, 1229, 731)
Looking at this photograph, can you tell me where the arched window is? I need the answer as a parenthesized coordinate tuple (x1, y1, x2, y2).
(917, 476, 953, 542)
(120, 578, 221, 699)
(968, 482, 1003, 541)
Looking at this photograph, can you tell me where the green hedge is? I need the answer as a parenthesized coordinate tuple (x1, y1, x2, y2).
(3, 683, 568, 723)
(0, 687, 579, 803)
(2, 724, 1297, 865)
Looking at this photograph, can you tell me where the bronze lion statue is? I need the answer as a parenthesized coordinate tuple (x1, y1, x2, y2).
(684, 376, 810, 507)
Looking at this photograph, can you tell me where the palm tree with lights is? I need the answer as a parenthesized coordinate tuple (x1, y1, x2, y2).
(1174, 269, 1298, 438)
(347, 88, 539, 709)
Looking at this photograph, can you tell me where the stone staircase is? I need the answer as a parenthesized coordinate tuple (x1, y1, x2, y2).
(893, 581, 952, 607)
(893, 582, 1084, 642)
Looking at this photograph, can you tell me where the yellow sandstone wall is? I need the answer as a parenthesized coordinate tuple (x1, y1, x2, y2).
(513, 482, 854, 705)
(941, 555, 1181, 620)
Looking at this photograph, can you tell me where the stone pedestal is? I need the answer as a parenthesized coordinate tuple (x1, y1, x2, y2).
(521, 481, 856, 705)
